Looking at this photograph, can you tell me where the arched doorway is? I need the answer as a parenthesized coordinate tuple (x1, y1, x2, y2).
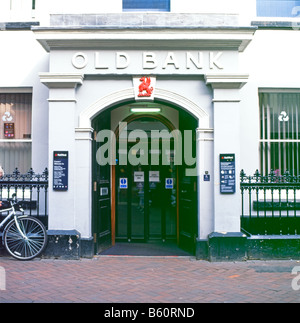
(91, 101, 199, 255)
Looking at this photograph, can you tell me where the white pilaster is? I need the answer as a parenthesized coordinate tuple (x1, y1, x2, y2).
(40, 73, 84, 232)
(205, 73, 249, 233)
(197, 127, 214, 239)
(74, 127, 93, 238)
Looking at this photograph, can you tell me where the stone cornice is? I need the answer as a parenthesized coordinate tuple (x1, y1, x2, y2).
(39, 73, 84, 88)
(205, 73, 249, 89)
(33, 27, 255, 53)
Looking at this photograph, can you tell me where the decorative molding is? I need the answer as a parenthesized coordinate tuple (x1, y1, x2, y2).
(79, 87, 209, 128)
(75, 128, 94, 141)
(197, 128, 214, 142)
(0, 87, 32, 93)
(33, 27, 255, 53)
(258, 87, 300, 93)
(50, 13, 239, 29)
(39, 73, 84, 89)
(48, 98, 77, 102)
(80, 88, 135, 129)
(212, 99, 241, 103)
(0, 21, 39, 31)
(155, 88, 209, 126)
(205, 74, 249, 89)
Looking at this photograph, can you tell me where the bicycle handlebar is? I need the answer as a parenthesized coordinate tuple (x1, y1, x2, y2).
(1, 194, 23, 212)
(7, 193, 17, 203)
(6, 194, 22, 210)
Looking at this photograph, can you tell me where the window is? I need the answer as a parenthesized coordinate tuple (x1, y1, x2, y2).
(123, 0, 170, 11)
(259, 92, 300, 176)
(257, 0, 300, 17)
(0, 93, 32, 173)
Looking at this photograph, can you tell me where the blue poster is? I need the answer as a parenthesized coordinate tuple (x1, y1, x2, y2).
(53, 151, 69, 191)
(165, 178, 174, 189)
(220, 154, 236, 194)
(120, 178, 128, 189)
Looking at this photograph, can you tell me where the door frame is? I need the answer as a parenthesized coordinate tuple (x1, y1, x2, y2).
(111, 113, 178, 245)
(85, 89, 206, 254)
(92, 108, 113, 254)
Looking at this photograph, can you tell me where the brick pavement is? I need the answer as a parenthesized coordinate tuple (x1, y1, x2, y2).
(0, 255, 300, 303)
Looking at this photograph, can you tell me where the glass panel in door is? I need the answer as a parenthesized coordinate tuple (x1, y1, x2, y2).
(131, 166, 145, 240)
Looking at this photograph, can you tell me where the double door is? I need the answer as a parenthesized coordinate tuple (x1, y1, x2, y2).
(93, 110, 197, 254)
(116, 163, 177, 242)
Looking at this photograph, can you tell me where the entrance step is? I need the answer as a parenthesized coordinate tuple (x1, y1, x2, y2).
(99, 242, 192, 257)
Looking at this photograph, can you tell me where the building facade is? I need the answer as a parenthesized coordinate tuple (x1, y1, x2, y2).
(0, 0, 300, 260)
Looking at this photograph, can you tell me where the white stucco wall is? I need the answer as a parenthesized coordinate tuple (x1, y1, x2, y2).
(0, 30, 49, 172)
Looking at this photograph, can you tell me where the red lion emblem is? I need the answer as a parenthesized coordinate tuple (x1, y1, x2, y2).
(138, 77, 153, 97)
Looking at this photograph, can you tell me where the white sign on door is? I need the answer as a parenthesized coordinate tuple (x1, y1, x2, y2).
(134, 171, 144, 182)
(149, 171, 160, 182)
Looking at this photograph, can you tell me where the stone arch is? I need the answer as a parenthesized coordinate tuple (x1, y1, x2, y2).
(79, 87, 209, 129)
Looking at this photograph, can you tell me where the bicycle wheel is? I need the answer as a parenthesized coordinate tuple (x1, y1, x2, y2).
(3, 216, 47, 261)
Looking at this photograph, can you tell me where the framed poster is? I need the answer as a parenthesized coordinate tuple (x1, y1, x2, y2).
(220, 154, 236, 194)
(53, 151, 69, 191)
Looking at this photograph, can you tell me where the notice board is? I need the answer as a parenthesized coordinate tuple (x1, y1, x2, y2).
(53, 151, 69, 191)
(220, 154, 236, 194)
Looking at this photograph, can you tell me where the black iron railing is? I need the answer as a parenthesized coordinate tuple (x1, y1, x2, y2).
(0, 168, 48, 228)
(240, 170, 300, 235)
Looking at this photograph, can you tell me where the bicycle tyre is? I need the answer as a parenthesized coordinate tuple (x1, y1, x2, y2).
(3, 216, 47, 261)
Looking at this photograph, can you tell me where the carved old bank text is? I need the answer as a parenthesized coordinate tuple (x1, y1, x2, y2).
(71, 51, 224, 71)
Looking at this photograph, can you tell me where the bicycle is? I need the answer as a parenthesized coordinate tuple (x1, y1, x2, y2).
(0, 193, 47, 260)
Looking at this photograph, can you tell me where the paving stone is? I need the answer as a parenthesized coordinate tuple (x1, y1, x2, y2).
(0, 256, 299, 303)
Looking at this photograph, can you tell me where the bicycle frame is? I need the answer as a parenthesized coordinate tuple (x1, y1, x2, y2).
(0, 200, 27, 240)
(0, 193, 47, 260)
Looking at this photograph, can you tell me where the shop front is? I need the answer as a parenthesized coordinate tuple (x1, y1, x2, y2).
(34, 21, 255, 259)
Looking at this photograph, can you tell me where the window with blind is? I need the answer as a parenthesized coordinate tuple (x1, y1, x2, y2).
(0, 93, 32, 173)
(123, 0, 170, 11)
(259, 92, 300, 176)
